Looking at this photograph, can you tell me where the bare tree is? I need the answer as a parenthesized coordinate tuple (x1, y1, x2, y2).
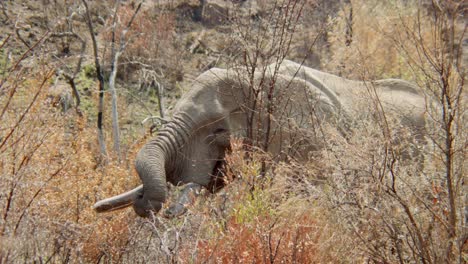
(108, 0, 142, 160)
(81, 0, 142, 161)
(395, 1, 466, 261)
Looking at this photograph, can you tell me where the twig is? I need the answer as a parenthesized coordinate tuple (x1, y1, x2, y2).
(0, 69, 55, 152)
(13, 162, 66, 234)
(14, 21, 30, 48)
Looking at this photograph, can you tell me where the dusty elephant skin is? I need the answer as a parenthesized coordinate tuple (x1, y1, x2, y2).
(93, 60, 426, 218)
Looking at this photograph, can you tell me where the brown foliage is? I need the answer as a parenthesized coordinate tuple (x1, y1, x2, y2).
(197, 215, 321, 263)
(0, 34, 146, 262)
(0, 0, 465, 263)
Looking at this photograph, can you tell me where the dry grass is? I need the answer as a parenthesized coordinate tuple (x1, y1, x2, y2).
(0, 0, 466, 263)
(0, 35, 143, 262)
(193, 140, 358, 263)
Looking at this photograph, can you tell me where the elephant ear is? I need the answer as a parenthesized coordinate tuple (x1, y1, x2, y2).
(176, 67, 249, 131)
(201, 68, 248, 112)
(214, 73, 251, 141)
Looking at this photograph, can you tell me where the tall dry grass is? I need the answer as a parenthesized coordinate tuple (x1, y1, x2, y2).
(0, 0, 465, 263)
(0, 34, 145, 262)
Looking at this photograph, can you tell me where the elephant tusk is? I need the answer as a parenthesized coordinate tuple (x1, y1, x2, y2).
(93, 185, 144, 213)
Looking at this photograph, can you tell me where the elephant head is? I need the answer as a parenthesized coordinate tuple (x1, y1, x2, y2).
(131, 68, 250, 217)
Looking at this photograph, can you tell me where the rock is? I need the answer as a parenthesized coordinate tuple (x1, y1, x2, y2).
(201, 0, 231, 26)
(47, 82, 73, 113)
(200, 0, 261, 26)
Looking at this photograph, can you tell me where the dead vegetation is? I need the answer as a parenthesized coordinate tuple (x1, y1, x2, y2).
(0, 0, 466, 263)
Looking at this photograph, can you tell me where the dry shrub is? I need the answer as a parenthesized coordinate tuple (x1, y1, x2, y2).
(197, 215, 320, 263)
(204, 1, 465, 261)
(1, 1, 464, 263)
(0, 40, 147, 262)
(322, 1, 466, 262)
(106, 4, 176, 60)
(194, 139, 356, 263)
(327, 0, 416, 79)
(102, 3, 186, 87)
(319, 112, 445, 262)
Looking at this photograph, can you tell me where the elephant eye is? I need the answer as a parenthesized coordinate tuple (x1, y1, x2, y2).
(213, 128, 227, 134)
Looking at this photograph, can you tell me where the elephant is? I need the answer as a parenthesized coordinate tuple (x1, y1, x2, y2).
(93, 60, 426, 218)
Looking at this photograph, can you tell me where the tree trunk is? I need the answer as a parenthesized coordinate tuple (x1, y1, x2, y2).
(109, 0, 142, 160)
(109, 0, 122, 160)
(155, 81, 165, 119)
(109, 54, 121, 160)
(82, 0, 107, 159)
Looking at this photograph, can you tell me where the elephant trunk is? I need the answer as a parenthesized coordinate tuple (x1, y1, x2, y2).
(133, 143, 168, 217)
(133, 115, 193, 217)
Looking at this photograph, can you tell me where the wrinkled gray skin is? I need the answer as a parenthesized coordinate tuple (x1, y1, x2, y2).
(93, 60, 426, 218)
